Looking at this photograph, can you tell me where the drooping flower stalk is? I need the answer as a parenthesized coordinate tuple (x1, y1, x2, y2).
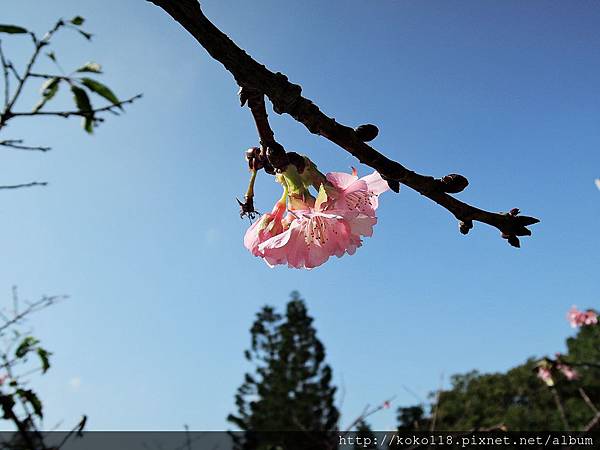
(238, 168, 259, 220)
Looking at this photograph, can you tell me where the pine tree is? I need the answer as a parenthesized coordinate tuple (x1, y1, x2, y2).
(227, 291, 339, 450)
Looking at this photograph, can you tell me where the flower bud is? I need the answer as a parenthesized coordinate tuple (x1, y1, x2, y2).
(459, 220, 473, 235)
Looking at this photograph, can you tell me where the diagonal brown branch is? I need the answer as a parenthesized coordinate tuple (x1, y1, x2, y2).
(148, 0, 540, 247)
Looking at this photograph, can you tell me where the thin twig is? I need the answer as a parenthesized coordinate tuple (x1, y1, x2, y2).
(0, 139, 51, 152)
(0, 295, 62, 335)
(341, 396, 396, 436)
(0, 181, 47, 190)
(55, 415, 87, 449)
(0, 40, 9, 109)
(9, 93, 142, 119)
(1, 20, 64, 130)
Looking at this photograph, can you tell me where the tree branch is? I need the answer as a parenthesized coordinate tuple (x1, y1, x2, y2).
(8, 93, 143, 120)
(148, 0, 540, 247)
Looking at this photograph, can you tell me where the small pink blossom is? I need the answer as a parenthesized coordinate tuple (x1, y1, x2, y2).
(536, 367, 554, 387)
(325, 169, 390, 216)
(567, 306, 598, 328)
(383, 401, 391, 409)
(557, 363, 579, 381)
(244, 201, 287, 256)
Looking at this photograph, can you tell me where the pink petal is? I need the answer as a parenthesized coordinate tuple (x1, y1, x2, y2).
(326, 171, 358, 190)
(360, 171, 391, 195)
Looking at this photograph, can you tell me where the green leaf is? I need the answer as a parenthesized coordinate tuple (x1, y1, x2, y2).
(80, 77, 121, 108)
(33, 77, 60, 112)
(17, 389, 43, 418)
(76, 62, 102, 74)
(70, 16, 85, 26)
(36, 348, 51, 373)
(71, 85, 94, 134)
(15, 336, 39, 358)
(0, 25, 28, 34)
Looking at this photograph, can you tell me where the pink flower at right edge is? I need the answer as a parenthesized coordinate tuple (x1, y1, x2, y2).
(567, 306, 598, 328)
(258, 170, 390, 269)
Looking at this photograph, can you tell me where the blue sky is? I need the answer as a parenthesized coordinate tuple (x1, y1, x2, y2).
(1, 0, 599, 431)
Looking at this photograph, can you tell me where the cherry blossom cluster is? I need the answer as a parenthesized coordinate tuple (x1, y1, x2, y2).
(567, 306, 598, 328)
(244, 156, 389, 269)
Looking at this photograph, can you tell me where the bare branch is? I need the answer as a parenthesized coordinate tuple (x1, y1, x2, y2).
(0, 181, 47, 190)
(8, 93, 142, 120)
(0, 40, 9, 109)
(0, 139, 51, 152)
(341, 396, 395, 436)
(0, 294, 63, 335)
(148, 0, 540, 246)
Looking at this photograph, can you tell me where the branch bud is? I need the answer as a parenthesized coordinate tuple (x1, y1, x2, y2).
(355, 124, 379, 142)
(459, 220, 473, 235)
(439, 174, 469, 194)
(502, 233, 521, 248)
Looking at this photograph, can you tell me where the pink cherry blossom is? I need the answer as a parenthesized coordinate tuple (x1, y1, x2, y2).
(567, 306, 598, 328)
(557, 363, 579, 381)
(244, 201, 287, 256)
(536, 367, 554, 386)
(325, 168, 390, 217)
(259, 209, 363, 269)
(245, 169, 389, 269)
